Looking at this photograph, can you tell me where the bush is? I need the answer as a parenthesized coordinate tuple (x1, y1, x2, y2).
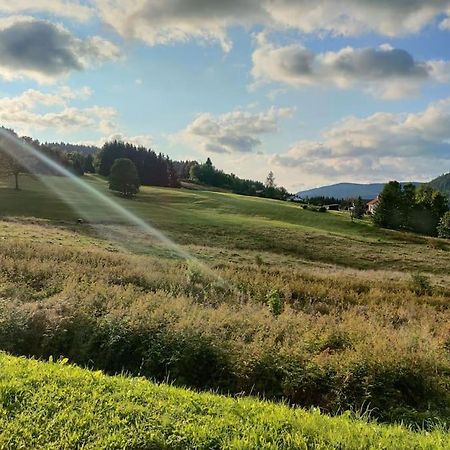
(410, 273, 432, 296)
(437, 211, 450, 239)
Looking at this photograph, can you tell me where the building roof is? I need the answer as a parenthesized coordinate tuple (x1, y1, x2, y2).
(367, 197, 380, 206)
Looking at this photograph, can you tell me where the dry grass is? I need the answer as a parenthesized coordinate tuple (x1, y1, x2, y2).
(1, 219, 449, 425)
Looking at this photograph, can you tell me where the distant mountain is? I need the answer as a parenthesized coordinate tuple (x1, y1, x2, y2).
(428, 172, 450, 197)
(297, 182, 421, 200)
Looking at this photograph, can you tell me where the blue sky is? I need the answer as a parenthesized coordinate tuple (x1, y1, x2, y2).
(0, 1, 450, 191)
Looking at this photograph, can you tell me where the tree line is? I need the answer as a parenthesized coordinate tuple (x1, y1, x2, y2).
(373, 181, 449, 236)
(0, 129, 289, 200)
(189, 158, 289, 200)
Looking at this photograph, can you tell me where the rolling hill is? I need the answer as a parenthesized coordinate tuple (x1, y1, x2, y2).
(297, 182, 421, 200)
(429, 172, 450, 197)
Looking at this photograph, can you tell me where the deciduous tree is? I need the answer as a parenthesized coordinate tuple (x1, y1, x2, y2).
(109, 158, 140, 198)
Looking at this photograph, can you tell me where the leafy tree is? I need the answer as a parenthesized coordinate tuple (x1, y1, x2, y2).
(411, 185, 448, 235)
(437, 211, 450, 239)
(0, 129, 29, 190)
(109, 158, 140, 198)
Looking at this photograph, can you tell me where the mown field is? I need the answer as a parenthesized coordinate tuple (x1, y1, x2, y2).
(1, 353, 450, 449)
(0, 173, 450, 443)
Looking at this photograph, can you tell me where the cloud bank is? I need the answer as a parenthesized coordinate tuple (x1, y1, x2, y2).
(0, 0, 95, 21)
(0, 87, 117, 136)
(272, 98, 450, 182)
(95, 0, 450, 50)
(0, 16, 120, 83)
(252, 36, 450, 99)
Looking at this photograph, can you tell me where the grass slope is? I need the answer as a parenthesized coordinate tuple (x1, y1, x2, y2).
(1, 353, 449, 450)
(0, 174, 449, 273)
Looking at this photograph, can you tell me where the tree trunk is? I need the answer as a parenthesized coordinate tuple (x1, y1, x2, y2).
(14, 172, 19, 190)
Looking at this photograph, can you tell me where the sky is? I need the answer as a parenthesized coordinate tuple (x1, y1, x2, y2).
(0, 1, 450, 191)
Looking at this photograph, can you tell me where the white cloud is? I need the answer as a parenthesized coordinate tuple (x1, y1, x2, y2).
(93, 0, 450, 51)
(252, 36, 450, 99)
(0, 0, 95, 21)
(0, 87, 117, 136)
(0, 16, 121, 83)
(177, 106, 294, 154)
(271, 98, 450, 185)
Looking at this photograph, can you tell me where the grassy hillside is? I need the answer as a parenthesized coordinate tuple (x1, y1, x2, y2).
(1, 353, 449, 449)
(0, 174, 449, 273)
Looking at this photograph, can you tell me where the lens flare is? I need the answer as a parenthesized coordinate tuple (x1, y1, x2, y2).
(0, 129, 229, 286)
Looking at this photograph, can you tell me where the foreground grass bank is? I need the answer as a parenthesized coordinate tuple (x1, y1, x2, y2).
(0, 353, 449, 450)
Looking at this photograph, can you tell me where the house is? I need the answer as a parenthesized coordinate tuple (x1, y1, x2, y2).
(367, 196, 380, 214)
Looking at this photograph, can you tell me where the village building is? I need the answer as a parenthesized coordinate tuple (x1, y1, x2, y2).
(367, 196, 380, 214)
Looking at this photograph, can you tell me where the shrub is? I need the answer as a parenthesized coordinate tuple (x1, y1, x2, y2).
(266, 289, 284, 316)
(437, 211, 450, 239)
(410, 273, 432, 296)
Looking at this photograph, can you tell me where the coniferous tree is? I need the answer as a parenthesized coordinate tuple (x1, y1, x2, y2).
(373, 181, 403, 230)
(353, 197, 366, 219)
(83, 154, 95, 173)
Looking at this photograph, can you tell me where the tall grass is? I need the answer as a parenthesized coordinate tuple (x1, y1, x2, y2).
(0, 224, 449, 425)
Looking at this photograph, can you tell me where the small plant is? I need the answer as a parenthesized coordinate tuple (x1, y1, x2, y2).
(266, 289, 284, 317)
(318, 206, 327, 213)
(410, 273, 433, 296)
(186, 262, 204, 285)
(255, 254, 264, 267)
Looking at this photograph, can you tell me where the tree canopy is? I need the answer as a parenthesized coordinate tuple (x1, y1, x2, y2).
(373, 181, 448, 236)
(109, 158, 141, 198)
